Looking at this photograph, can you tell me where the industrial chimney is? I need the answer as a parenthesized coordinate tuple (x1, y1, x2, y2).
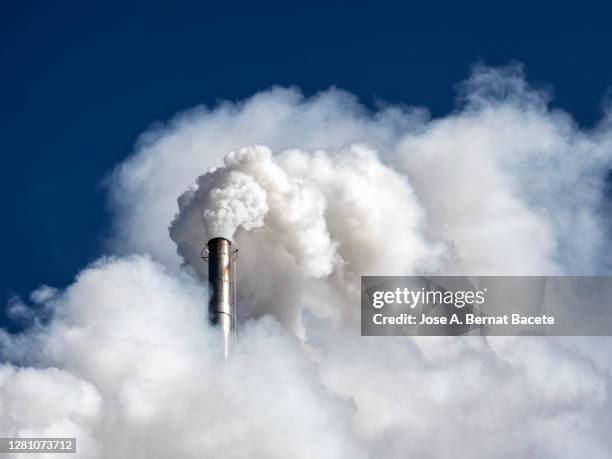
(204, 237, 237, 357)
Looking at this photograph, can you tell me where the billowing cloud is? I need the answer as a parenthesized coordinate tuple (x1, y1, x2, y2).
(2, 64, 612, 458)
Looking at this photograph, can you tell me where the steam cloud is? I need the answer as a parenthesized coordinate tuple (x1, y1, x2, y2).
(2, 64, 612, 458)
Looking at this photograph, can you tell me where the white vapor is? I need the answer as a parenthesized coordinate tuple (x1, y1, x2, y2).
(2, 64, 612, 458)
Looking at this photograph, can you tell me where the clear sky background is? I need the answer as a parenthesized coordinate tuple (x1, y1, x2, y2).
(1, 1, 611, 327)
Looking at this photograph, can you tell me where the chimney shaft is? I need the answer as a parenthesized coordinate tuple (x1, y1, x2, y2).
(207, 237, 234, 357)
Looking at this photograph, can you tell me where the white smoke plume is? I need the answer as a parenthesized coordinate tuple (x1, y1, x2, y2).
(2, 64, 612, 458)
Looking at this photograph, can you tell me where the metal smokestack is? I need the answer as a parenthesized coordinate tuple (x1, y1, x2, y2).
(205, 237, 237, 357)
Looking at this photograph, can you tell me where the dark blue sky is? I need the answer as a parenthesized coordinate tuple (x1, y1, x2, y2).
(1, 2, 611, 326)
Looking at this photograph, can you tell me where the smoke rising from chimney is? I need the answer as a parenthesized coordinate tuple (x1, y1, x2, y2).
(2, 64, 612, 458)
